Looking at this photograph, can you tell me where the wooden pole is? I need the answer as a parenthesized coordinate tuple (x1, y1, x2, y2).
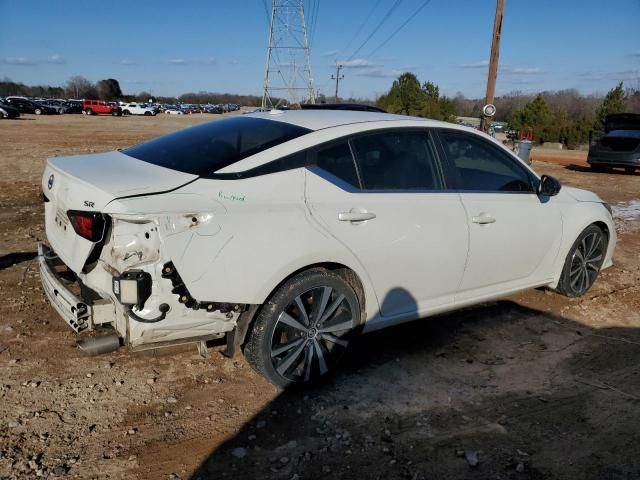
(481, 0, 505, 133)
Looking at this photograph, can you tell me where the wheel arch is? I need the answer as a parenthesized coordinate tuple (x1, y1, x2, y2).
(230, 261, 370, 356)
(550, 218, 614, 289)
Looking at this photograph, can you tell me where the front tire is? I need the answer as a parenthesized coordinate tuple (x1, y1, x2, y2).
(245, 269, 360, 389)
(34, 108, 42, 115)
(557, 225, 607, 297)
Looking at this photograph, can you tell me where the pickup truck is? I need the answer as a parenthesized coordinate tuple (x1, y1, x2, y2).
(83, 99, 122, 116)
(121, 103, 156, 116)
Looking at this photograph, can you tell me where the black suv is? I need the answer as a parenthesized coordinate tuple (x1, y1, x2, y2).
(588, 113, 640, 173)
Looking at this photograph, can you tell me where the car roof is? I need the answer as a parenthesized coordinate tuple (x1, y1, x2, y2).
(243, 109, 454, 131)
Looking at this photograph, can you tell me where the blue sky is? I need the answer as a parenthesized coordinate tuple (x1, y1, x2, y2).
(1, 0, 639, 99)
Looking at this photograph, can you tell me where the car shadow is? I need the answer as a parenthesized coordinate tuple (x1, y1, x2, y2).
(185, 293, 640, 480)
(566, 164, 640, 175)
(0, 251, 38, 271)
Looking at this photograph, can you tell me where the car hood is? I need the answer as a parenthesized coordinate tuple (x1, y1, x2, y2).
(562, 186, 603, 203)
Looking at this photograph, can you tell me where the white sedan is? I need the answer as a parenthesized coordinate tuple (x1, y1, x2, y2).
(164, 108, 184, 115)
(39, 109, 616, 387)
(121, 103, 156, 116)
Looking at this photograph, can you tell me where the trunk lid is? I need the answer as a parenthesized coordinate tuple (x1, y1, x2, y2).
(42, 151, 197, 272)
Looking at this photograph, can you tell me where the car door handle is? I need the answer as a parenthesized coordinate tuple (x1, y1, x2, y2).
(472, 213, 496, 224)
(338, 211, 376, 222)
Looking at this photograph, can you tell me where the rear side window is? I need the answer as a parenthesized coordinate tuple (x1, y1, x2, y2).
(351, 131, 443, 190)
(123, 116, 311, 177)
(314, 142, 360, 188)
(439, 131, 534, 192)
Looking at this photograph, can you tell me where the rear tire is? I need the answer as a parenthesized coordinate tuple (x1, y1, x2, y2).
(34, 108, 42, 115)
(123, 110, 130, 116)
(144, 111, 151, 116)
(245, 269, 360, 389)
(85, 108, 94, 116)
(556, 225, 607, 297)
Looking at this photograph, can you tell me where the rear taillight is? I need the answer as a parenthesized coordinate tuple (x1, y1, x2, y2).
(67, 210, 106, 242)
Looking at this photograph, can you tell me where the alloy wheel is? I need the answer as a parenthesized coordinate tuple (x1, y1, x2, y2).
(569, 231, 604, 295)
(270, 286, 355, 383)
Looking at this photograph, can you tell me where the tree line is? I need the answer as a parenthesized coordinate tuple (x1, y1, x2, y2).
(374, 72, 640, 148)
(3, 73, 639, 148)
(0, 76, 266, 106)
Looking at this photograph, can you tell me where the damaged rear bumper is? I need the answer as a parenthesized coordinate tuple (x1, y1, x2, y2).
(38, 243, 91, 332)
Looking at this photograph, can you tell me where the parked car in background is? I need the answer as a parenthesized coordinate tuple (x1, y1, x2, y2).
(204, 105, 223, 114)
(121, 103, 156, 116)
(164, 108, 184, 115)
(39, 108, 616, 388)
(82, 99, 122, 116)
(0, 102, 21, 119)
(64, 100, 84, 114)
(5, 97, 57, 115)
(36, 99, 67, 114)
(588, 113, 640, 174)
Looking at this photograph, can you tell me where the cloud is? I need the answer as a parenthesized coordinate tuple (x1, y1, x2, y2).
(502, 66, 541, 74)
(119, 59, 140, 66)
(461, 61, 542, 74)
(357, 68, 406, 79)
(459, 60, 541, 74)
(322, 50, 339, 57)
(167, 57, 216, 66)
(460, 60, 489, 69)
(0, 57, 37, 66)
(335, 58, 380, 69)
(48, 54, 65, 64)
(1, 54, 66, 66)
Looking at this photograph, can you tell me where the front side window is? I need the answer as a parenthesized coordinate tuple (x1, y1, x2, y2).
(351, 131, 443, 190)
(439, 131, 535, 192)
(314, 142, 360, 188)
(123, 116, 311, 177)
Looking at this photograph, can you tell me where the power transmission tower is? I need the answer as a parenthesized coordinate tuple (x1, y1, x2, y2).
(261, 0, 315, 109)
(480, 0, 505, 133)
(331, 64, 344, 102)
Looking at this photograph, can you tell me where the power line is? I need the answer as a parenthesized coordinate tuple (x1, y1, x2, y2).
(342, 0, 383, 56)
(308, 0, 320, 47)
(347, 0, 405, 61)
(366, 0, 433, 58)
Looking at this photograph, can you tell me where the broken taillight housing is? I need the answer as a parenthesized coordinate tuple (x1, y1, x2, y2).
(67, 210, 106, 242)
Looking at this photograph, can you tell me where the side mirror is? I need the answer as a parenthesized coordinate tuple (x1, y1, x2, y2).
(538, 174, 561, 197)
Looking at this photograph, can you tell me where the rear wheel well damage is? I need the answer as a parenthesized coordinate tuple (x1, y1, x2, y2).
(223, 262, 366, 358)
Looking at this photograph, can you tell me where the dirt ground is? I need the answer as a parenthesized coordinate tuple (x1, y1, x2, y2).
(1, 114, 639, 480)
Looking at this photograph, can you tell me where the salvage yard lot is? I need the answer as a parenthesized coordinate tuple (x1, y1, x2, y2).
(1, 114, 640, 480)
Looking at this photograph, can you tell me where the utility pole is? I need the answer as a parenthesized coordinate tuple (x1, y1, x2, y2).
(261, 0, 315, 109)
(481, 0, 505, 133)
(331, 64, 344, 102)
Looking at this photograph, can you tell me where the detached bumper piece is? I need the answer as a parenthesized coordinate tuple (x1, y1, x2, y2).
(38, 244, 90, 332)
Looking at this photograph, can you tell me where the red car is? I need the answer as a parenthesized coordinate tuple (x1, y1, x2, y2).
(82, 99, 122, 116)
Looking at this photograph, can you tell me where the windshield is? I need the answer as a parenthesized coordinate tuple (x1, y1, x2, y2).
(123, 116, 311, 177)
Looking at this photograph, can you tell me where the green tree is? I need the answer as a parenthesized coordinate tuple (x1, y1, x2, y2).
(510, 95, 562, 144)
(594, 82, 626, 128)
(422, 81, 439, 100)
(96, 78, 123, 100)
(377, 72, 425, 115)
